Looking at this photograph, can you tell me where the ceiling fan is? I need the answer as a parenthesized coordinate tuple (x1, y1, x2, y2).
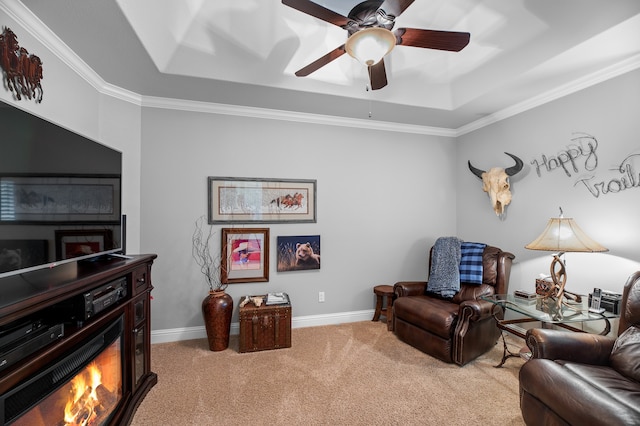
(282, 0, 470, 90)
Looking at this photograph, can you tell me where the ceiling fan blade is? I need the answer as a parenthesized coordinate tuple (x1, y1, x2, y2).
(396, 28, 470, 51)
(368, 59, 388, 90)
(282, 0, 350, 27)
(294, 45, 346, 77)
(379, 0, 415, 18)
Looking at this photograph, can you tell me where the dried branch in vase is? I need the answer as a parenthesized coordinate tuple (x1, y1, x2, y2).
(192, 216, 228, 293)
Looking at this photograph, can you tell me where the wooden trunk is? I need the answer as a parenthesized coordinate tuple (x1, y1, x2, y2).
(238, 296, 291, 353)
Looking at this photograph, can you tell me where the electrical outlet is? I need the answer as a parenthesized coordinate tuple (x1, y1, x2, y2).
(319, 291, 325, 303)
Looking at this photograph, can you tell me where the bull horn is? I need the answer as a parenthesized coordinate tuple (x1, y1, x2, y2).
(467, 161, 485, 179)
(504, 152, 524, 176)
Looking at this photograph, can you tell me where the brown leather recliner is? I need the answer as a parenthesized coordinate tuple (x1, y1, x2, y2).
(392, 244, 514, 366)
(519, 271, 640, 426)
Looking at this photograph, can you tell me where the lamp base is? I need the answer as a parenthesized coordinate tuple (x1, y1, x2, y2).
(537, 254, 582, 320)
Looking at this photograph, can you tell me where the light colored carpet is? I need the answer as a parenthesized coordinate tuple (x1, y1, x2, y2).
(131, 321, 526, 426)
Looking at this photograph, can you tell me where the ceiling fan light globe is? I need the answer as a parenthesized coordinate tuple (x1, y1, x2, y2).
(345, 27, 396, 67)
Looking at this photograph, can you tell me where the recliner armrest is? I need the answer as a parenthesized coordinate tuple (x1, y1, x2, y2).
(394, 281, 427, 297)
(458, 298, 500, 321)
(526, 328, 616, 365)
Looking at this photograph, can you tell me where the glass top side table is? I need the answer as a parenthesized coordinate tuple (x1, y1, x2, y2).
(482, 294, 619, 367)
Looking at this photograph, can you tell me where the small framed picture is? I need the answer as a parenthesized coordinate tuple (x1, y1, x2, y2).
(277, 235, 321, 272)
(55, 229, 113, 260)
(221, 228, 269, 283)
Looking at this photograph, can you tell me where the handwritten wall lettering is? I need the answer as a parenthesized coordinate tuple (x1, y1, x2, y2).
(529, 132, 639, 198)
(574, 153, 640, 198)
(531, 133, 598, 178)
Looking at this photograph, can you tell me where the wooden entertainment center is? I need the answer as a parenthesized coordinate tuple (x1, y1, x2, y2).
(0, 254, 157, 425)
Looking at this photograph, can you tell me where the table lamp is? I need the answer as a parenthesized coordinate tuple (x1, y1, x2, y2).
(525, 208, 608, 317)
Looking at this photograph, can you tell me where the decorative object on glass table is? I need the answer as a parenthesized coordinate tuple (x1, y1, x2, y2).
(535, 274, 555, 297)
(514, 290, 536, 300)
(514, 290, 537, 304)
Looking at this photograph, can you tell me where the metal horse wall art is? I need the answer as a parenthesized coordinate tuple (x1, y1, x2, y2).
(468, 152, 524, 217)
(0, 27, 43, 103)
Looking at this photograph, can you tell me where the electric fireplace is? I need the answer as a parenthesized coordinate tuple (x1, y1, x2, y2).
(2, 318, 123, 426)
(0, 254, 157, 426)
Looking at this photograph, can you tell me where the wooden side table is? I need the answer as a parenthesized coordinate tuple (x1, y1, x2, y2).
(372, 285, 394, 331)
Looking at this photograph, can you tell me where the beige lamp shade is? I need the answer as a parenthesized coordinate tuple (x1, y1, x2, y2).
(525, 217, 608, 253)
(345, 27, 396, 66)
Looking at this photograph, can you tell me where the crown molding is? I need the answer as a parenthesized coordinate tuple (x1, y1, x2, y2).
(141, 96, 456, 137)
(456, 53, 640, 136)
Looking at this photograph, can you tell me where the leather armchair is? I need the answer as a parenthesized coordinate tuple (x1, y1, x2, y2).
(392, 244, 514, 366)
(519, 271, 640, 426)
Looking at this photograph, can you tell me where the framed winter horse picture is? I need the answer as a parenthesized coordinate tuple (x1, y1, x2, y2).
(208, 177, 316, 224)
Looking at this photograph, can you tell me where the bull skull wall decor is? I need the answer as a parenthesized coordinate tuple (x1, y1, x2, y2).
(468, 152, 524, 217)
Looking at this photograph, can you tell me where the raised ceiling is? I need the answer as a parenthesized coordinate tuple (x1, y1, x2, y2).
(13, 0, 640, 132)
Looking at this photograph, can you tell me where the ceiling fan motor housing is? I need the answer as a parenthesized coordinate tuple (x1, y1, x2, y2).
(345, 0, 394, 36)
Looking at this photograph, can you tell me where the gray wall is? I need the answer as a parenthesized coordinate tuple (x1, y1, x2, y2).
(139, 108, 457, 331)
(457, 68, 640, 296)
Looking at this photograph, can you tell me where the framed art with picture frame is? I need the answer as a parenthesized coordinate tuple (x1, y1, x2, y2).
(208, 177, 316, 224)
(277, 235, 321, 272)
(221, 228, 269, 284)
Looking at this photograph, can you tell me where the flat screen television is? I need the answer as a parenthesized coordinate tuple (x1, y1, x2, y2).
(0, 99, 123, 279)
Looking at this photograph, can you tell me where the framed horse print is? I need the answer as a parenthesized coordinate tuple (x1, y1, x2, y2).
(208, 177, 316, 224)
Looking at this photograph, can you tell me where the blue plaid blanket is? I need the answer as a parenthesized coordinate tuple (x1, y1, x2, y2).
(459, 242, 486, 285)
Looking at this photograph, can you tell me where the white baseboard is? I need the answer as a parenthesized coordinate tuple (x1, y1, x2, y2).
(150, 309, 375, 344)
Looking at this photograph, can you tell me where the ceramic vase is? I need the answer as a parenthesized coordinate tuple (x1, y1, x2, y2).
(202, 290, 233, 351)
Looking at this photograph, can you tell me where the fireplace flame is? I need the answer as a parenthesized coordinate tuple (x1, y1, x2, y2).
(11, 336, 122, 426)
(64, 362, 102, 426)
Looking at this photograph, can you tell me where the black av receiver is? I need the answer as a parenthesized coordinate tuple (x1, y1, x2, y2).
(82, 277, 128, 320)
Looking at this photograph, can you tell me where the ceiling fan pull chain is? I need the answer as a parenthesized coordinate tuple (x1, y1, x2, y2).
(367, 83, 373, 118)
